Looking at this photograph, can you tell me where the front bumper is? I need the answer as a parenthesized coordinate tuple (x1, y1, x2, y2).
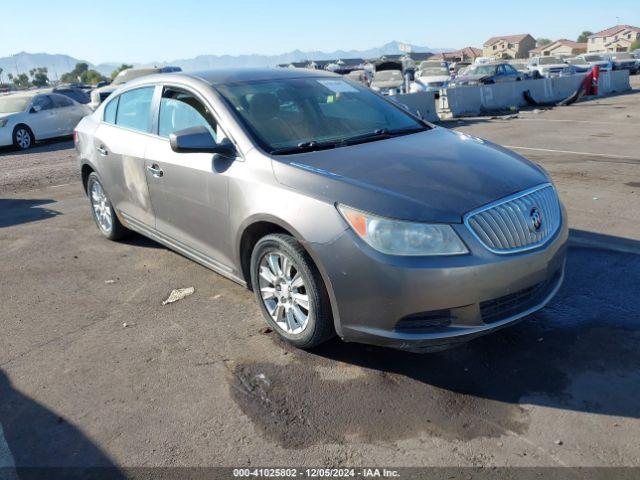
(0, 127, 13, 147)
(312, 205, 569, 351)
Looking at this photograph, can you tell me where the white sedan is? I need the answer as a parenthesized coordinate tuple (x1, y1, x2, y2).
(0, 91, 92, 150)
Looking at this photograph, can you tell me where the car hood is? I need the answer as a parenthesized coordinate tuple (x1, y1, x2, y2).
(452, 74, 487, 83)
(538, 64, 568, 69)
(271, 127, 549, 223)
(0, 112, 19, 119)
(371, 78, 404, 89)
(417, 75, 450, 84)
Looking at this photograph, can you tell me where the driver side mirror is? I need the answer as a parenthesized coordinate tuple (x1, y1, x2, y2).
(30, 104, 42, 114)
(169, 125, 236, 157)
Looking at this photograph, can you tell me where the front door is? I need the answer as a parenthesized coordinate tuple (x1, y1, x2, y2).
(144, 86, 232, 269)
(29, 95, 59, 138)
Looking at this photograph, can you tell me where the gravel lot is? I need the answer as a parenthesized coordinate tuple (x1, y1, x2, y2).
(1, 79, 639, 476)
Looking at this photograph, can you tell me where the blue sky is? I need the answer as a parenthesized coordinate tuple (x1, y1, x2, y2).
(3, 0, 639, 63)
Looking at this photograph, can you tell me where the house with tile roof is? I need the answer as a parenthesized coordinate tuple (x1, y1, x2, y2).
(483, 34, 536, 59)
(529, 39, 587, 58)
(432, 47, 483, 63)
(587, 25, 640, 53)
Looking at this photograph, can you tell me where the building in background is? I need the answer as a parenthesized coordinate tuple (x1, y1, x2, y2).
(431, 47, 483, 63)
(529, 39, 587, 58)
(587, 25, 640, 53)
(483, 34, 536, 59)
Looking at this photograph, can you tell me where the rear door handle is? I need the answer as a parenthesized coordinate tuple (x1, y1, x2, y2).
(97, 145, 108, 156)
(146, 164, 164, 178)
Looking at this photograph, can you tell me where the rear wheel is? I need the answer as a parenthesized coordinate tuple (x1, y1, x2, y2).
(87, 172, 128, 240)
(13, 125, 33, 150)
(250, 234, 334, 349)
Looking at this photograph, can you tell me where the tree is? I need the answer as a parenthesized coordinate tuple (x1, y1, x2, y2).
(9, 73, 30, 88)
(60, 62, 105, 85)
(630, 40, 640, 51)
(111, 64, 133, 80)
(0, 67, 4, 85)
(577, 31, 593, 43)
(29, 67, 49, 87)
(536, 38, 552, 47)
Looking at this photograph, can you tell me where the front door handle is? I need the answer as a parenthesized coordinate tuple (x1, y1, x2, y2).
(146, 164, 164, 178)
(97, 145, 108, 156)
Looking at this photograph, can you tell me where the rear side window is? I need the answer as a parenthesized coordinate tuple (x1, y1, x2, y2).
(51, 94, 74, 108)
(103, 97, 118, 124)
(158, 87, 217, 140)
(115, 87, 154, 133)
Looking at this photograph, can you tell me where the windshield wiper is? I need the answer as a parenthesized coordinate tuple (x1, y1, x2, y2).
(269, 126, 429, 155)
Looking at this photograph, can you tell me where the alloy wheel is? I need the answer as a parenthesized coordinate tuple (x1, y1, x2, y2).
(16, 128, 32, 149)
(258, 251, 310, 334)
(90, 181, 113, 234)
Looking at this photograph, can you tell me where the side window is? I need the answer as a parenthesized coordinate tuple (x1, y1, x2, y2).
(115, 87, 154, 133)
(103, 97, 119, 124)
(51, 94, 74, 108)
(158, 87, 217, 140)
(32, 95, 54, 112)
(497, 65, 506, 75)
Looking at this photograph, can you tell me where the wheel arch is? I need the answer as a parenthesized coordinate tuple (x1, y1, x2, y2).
(236, 214, 343, 337)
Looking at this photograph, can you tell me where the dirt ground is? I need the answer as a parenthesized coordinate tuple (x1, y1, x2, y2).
(0, 77, 639, 476)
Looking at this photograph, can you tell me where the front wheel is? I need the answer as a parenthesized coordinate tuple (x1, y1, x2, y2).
(87, 172, 128, 240)
(250, 234, 334, 349)
(13, 126, 33, 150)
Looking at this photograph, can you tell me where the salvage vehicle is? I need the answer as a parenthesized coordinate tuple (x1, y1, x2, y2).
(449, 62, 524, 86)
(0, 91, 91, 149)
(75, 68, 568, 352)
(604, 52, 638, 74)
(52, 85, 91, 104)
(410, 61, 450, 92)
(574, 54, 612, 71)
(89, 66, 182, 110)
(527, 56, 571, 77)
(565, 57, 592, 74)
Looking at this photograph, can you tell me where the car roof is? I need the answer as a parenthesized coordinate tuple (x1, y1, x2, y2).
(188, 68, 340, 85)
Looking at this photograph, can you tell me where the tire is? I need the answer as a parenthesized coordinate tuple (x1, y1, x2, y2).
(86, 172, 128, 240)
(13, 125, 33, 150)
(250, 234, 334, 349)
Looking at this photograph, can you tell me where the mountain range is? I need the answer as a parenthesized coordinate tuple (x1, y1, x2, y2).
(0, 41, 454, 79)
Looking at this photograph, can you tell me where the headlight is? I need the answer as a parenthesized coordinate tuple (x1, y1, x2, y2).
(0, 118, 8, 128)
(337, 205, 468, 256)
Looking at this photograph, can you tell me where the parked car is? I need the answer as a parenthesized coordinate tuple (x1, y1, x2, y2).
(449, 62, 524, 87)
(0, 92, 91, 149)
(574, 54, 612, 71)
(449, 62, 471, 77)
(527, 56, 571, 77)
(75, 68, 567, 352)
(52, 85, 91, 104)
(565, 57, 592, 74)
(89, 66, 182, 109)
(604, 52, 638, 74)
(345, 69, 371, 86)
(370, 69, 405, 95)
(411, 61, 450, 92)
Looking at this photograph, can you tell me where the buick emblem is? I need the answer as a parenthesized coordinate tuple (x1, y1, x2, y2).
(530, 207, 543, 231)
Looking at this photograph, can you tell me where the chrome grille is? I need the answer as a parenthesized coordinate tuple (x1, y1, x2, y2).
(464, 184, 561, 254)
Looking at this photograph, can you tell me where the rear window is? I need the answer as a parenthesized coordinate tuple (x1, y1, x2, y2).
(103, 97, 118, 124)
(114, 87, 154, 133)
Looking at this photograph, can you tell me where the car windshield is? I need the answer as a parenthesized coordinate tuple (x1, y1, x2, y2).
(568, 58, 588, 65)
(216, 77, 427, 154)
(584, 55, 603, 62)
(539, 57, 564, 65)
(467, 65, 497, 75)
(613, 53, 633, 60)
(0, 96, 30, 114)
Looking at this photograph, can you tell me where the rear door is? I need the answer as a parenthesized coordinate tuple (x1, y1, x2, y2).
(50, 94, 79, 134)
(28, 95, 58, 138)
(91, 86, 156, 227)
(144, 85, 232, 267)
